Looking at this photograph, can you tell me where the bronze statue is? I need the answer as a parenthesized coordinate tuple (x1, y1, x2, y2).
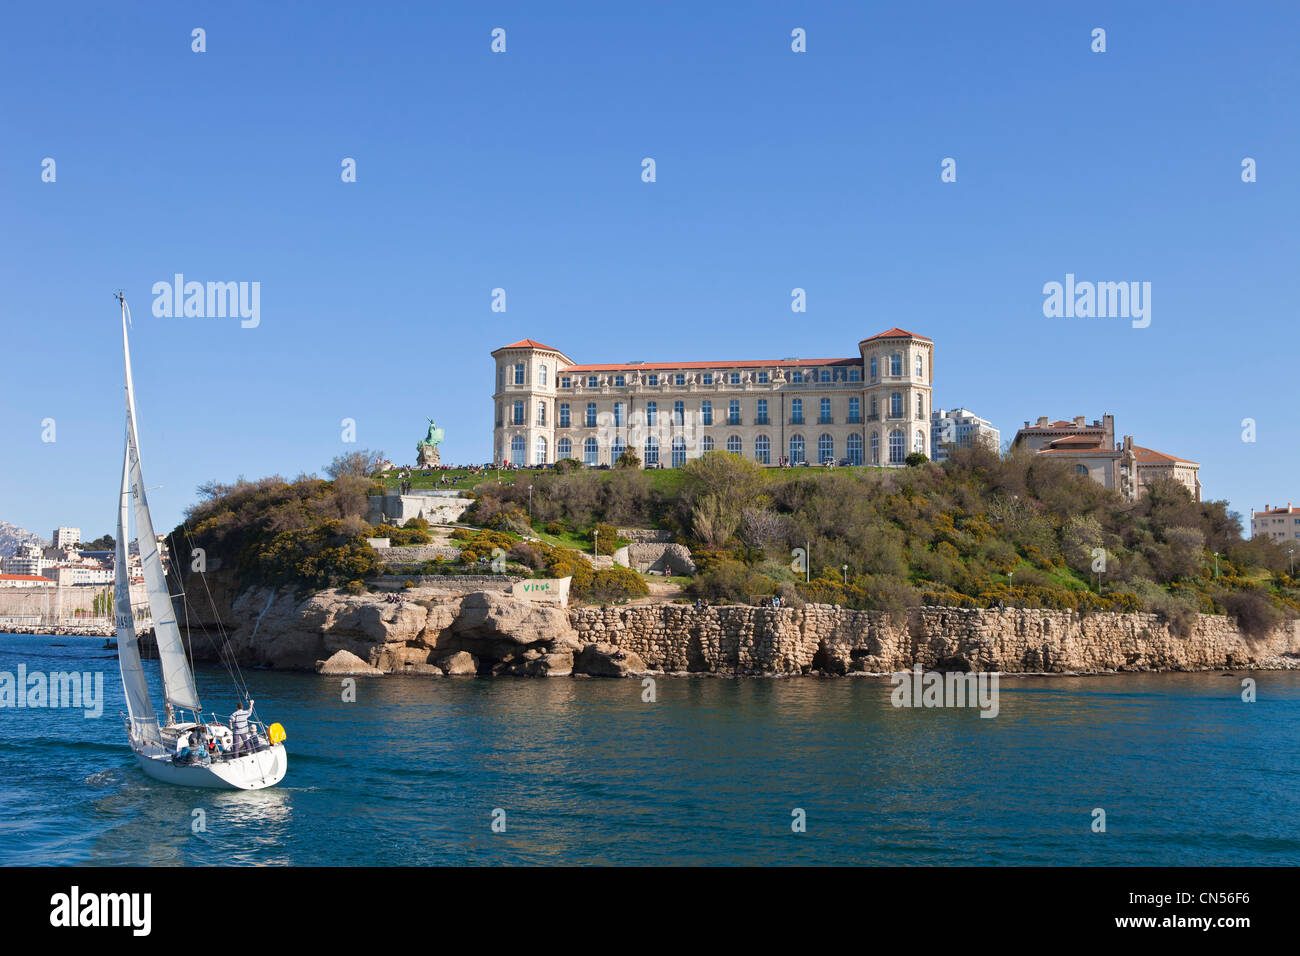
(416, 419, 444, 467)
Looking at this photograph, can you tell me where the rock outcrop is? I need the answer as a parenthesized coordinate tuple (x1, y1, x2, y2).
(204, 587, 1300, 678)
(316, 649, 384, 676)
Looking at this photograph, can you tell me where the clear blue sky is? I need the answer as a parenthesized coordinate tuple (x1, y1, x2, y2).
(2, 1, 1297, 540)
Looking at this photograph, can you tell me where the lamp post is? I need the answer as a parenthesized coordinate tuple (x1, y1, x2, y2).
(593, 528, 599, 561)
(1213, 552, 1220, 579)
(842, 564, 848, 584)
(528, 484, 533, 519)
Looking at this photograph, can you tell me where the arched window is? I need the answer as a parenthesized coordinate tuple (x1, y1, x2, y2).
(671, 437, 687, 467)
(535, 435, 547, 464)
(510, 435, 525, 466)
(726, 435, 742, 454)
(611, 437, 625, 462)
(789, 434, 805, 464)
(914, 431, 925, 454)
(755, 435, 770, 464)
(870, 433, 880, 464)
(537, 400, 546, 425)
(538, 364, 548, 387)
(644, 436, 660, 466)
(583, 437, 599, 465)
(915, 354, 924, 378)
(819, 434, 834, 463)
(702, 436, 714, 453)
(1076, 464, 1088, 475)
(889, 429, 905, 464)
(847, 434, 863, 465)
(557, 438, 572, 460)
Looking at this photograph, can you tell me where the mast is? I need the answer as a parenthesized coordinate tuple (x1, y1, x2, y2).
(119, 294, 202, 715)
(115, 419, 160, 744)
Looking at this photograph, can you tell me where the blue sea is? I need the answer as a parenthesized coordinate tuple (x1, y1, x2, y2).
(1, 633, 1297, 866)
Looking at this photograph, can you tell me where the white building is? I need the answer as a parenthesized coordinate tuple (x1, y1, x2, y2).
(491, 329, 936, 468)
(2, 544, 49, 577)
(1251, 505, 1300, 546)
(52, 526, 81, 549)
(930, 408, 1001, 462)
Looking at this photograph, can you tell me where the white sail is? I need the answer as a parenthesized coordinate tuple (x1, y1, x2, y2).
(121, 304, 202, 713)
(115, 426, 160, 744)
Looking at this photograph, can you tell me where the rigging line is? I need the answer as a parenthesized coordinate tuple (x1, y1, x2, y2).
(178, 522, 253, 703)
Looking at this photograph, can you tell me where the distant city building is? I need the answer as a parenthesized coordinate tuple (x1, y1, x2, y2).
(1012, 414, 1201, 502)
(491, 329, 935, 468)
(0, 573, 55, 588)
(1251, 504, 1300, 545)
(52, 526, 80, 549)
(930, 408, 1000, 462)
(1, 543, 49, 577)
(46, 564, 113, 587)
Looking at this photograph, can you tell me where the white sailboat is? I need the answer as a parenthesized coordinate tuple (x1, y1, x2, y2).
(114, 293, 287, 790)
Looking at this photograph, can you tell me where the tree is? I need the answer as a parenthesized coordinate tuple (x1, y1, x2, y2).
(904, 452, 929, 467)
(324, 449, 386, 480)
(616, 449, 641, 469)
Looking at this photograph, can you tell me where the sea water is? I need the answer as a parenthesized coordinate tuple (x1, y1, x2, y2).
(1, 633, 1297, 866)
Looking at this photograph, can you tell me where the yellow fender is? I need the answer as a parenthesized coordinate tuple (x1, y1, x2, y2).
(268, 722, 287, 745)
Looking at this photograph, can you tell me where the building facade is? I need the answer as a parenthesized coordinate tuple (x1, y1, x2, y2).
(1251, 504, 1300, 545)
(930, 407, 1000, 462)
(52, 526, 80, 549)
(490, 329, 934, 468)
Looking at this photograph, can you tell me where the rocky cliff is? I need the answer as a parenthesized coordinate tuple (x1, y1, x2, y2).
(199, 588, 1300, 677)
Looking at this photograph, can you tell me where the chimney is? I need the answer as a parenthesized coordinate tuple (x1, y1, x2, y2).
(1073, 415, 1085, 427)
(1023, 421, 1030, 428)
(1036, 416, 1049, 427)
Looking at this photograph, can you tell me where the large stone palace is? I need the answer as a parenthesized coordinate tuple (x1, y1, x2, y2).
(491, 329, 934, 468)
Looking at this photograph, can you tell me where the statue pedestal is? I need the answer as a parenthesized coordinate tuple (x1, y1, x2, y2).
(417, 444, 441, 468)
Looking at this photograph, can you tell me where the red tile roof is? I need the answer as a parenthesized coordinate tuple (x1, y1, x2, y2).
(859, 328, 933, 344)
(498, 338, 563, 352)
(1048, 434, 1103, 447)
(1132, 445, 1197, 465)
(1256, 506, 1300, 515)
(0, 574, 54, 582)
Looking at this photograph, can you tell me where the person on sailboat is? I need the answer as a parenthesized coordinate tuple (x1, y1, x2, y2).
(230, 699, 255, 756)
(174, 729, 194, 764)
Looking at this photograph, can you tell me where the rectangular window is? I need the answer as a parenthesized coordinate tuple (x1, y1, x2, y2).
(648, 374, 659, 386)
(791, 370, 803, 383)
(819, 397, 831, 423)
(869, 357, 877, 380)
(757, 371, 769, 384)
(757, 399, 768, 425)
(849, 368, 861, 381)
(614, 402, 625, 426)
(701, 401, 713, 426)
(647, 402, 657, 426)
(791, 398, 803, 425)
(728, 399, 740, 425)
(702, 373, 713, 385)
(820, 370, 831, 382)
(729, 372, 740, 385)
(848, 397, 860, 424)
(513, 401, 524, 425)
(890, 354, 902, 376)
(673, 401, 684, 425)
(614, 375, 625, 387)
(675, 374, 685, 386)
(559, 403, 570, 427)
(586, 403, 597, 427)
(560, 376, 571, 388)
(514, 363, 525, 385)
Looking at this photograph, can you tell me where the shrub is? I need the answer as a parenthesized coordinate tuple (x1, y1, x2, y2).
(1222, 589, 1280, 639)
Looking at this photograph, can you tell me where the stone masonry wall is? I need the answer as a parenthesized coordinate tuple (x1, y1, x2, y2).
(568, 603, 1300, 674)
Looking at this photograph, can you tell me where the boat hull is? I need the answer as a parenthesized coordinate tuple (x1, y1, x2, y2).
(133, 744, 287, 790)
